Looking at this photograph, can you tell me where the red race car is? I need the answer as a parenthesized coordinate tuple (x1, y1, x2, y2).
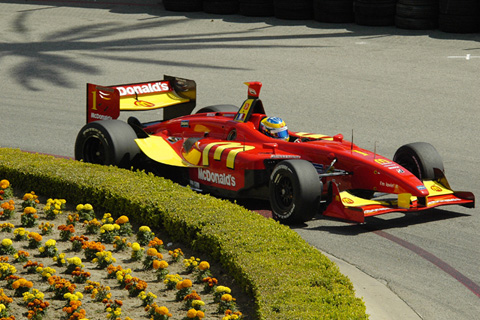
(75, 76, 475, 224)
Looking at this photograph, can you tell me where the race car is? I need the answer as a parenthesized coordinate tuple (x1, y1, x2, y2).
(74, 75, 475, 224)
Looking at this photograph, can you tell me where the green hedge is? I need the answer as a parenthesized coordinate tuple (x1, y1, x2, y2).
(0, 148, 367, 319)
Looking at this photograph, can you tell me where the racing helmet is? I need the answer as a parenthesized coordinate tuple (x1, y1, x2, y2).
(260, 117, 289, 141)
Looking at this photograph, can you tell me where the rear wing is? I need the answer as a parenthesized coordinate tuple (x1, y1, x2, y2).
(86, 75, 196, 123)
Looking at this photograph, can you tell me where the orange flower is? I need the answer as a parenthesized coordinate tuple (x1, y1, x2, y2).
(156, 306, 169, 315)
(23, 207, 37, 214)
(198, 261, 210, 271)
(28, 232, 42, 242)
(187, 309, 197, 318)
(153, 259, 169, 270)
(182, 279, 193, 288)
(115, 215, 129, 224)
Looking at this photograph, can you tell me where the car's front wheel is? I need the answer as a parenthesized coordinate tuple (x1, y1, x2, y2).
(74, 120, 140, 169)
(269, 160, 322, 224)
(393, 142, 444, 180)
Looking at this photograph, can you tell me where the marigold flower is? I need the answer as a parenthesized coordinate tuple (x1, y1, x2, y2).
(28, 232, 42, 242)
(0, 180, 10, 189)
(198, 261, 210, 271)
(158, 306, 170, 316)
(182, 279, 193, 288)
(23, 206, 37, 214)
(138, 226, 151, 233)
(45, 239, 56, 247)
(1, 239, 12, 247)
(153, 260, 169, 270)
(221, 293, 233, 302)
(187, 308, 198, 318)
(115, 215, 129, 224)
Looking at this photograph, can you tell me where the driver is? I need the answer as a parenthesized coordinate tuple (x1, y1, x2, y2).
(260, 117, 289, 141)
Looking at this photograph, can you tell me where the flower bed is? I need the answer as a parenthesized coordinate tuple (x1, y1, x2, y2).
(0, 179, 247, 320)
(0, 148, 367, 319)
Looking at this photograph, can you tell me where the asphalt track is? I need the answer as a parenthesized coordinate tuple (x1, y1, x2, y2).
(1, 1, 479, 319)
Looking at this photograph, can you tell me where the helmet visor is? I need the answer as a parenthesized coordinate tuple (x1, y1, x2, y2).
(269, 126, 289, 140)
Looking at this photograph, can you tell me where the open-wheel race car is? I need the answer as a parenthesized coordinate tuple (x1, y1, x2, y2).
(75, 75, 475, 224)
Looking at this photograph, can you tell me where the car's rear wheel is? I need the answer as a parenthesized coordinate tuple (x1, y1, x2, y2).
(393, 142, 444, 180)
(269, 160, 322, 224)
(74, 120, 140, 169)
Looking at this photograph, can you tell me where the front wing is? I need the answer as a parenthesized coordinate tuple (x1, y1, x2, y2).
(323, 180, 475, 223)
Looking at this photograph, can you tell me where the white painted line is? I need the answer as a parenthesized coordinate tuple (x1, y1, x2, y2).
(447, 54, 480, 60)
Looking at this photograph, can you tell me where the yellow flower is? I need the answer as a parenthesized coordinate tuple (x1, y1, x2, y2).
(221, 293, 233, 302)
(192, 300, 205, 307)
(131, 242, 141, 252)
(216, 286, 231, 294)
(139, 226, 151, 233)
(0, 180, 10, 189)
(1, 239, 12, 247)
(84, 204, 93, 211)
(76, 204, 84, 211)
(45, 239, 56, 247)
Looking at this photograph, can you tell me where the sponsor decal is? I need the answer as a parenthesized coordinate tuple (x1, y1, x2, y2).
(234, 113, 245, 121)
(416, 185, 427, 190)
(197, 168, 236, 187)
(364, 207, 390, 214)
(134, 100, 155, 108)
(397, 169, 405, 173)
(115, 81, 170, 97)
(90, 112, 113, 120)
(243, 102, 250, 110)
(181, 120, 189, 128)
(431, 185, 443, 192)
(270, 155, 301, 159)
(248, 87, 257, 96)
(375, 158, 392, 165)
(342, 198, 354, 204)
(99, 91, 111, 100)
(428, 198, 461, 205)
(379, 181, 396, 188)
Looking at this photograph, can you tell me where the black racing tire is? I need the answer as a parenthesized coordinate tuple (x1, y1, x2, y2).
(74, 120, 140, 169)
(395, 16, 438, 30)
(239, 0, 274, 17)
(396, 3, 438, 19)
(269, 160, 322, 224)
(354, 0, 396, 26)
(195, 104, 239, 113)
(439, 0, 479, 15)
(273, 0, 314, 20)
(203, 0, 239, 14)
(313, 0, 354, 23)
(398, 0, 438, 5)
(438, 13, 480, 33)
(163, 0, 203, 12)
(393, 142, 444, 181)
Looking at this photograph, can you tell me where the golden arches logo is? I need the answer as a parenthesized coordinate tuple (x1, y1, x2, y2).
(134, 100, 155, 108)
